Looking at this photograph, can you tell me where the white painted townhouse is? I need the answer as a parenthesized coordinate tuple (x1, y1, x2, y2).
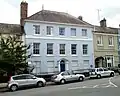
(21, 1, 94, 74)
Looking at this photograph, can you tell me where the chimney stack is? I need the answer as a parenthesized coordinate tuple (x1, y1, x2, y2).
(20, 1, 28, 26)
(78, 16, 83, 20)
(100, 18, 107, 27)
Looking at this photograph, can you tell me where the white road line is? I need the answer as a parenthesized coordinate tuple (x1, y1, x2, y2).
(109, 77, 118, 88)
(68, 87, 82, 90)
(82, 86, 87, 88)
(104, 85, 111, 88)
(93, 85, 99, 88)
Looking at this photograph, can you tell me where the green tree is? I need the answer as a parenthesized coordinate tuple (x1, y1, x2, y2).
(0, 35, 28, 75)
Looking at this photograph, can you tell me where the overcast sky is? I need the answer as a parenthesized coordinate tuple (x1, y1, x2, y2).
(0, 0, 120, 27)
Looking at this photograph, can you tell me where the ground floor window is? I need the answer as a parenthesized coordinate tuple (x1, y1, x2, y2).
(83, 60, 89, 68)
(47, 61, 54, 73)
(71, 60, 78, 70)
(32, 61, 41, 74)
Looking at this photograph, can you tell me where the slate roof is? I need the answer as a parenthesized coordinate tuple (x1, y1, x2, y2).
(27, 10, 92, 26)
(94, 26, 118, 34)
(0, 23, 23, 35)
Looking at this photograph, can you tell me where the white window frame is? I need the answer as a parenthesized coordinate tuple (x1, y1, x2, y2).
(82, 29, 87, 36)
(108, 36, 114, 46)
(97, 35, 103, 46)
(47, 43, 53, 55)
(71, 28, 76, 36)
(33, 25, 40, 35)
(59, 44, 65, 55)
(83, 44, 88, 55)
(33, 43, 40, 55)
(71, 44, 77, 55)
(47, 26, 53, 36)
(59, 27, 65, 36)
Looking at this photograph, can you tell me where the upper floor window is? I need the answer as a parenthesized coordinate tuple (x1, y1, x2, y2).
(83, 44, 88, 55)
(33, 43, 40, 54)
(47, 43, 53, 54)
(47, 26, 53, 35)
(60, 44, 65, 54)
(33, 25, 40, 34)
(97, 35, 103, 45)
(82, 29, 87, 36)
(59, 27, 65, 36)
(71, 44, 77, 55)
(71, 28, 76, 36)
(108, 36, 113, 46)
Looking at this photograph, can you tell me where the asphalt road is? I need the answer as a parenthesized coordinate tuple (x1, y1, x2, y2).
(0, 76, 120, 96)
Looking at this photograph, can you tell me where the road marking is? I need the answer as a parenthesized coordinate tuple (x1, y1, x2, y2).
(68, 77, 118, 90)
(82, 86, 87, 88)
(109, 77, 118, 87)
(104, 85, 111, 88)
(93, 85, 99, 88)
(68, 87, 82, 90)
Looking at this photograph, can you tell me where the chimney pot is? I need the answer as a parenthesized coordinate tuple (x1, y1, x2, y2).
(100, 18, 107, 27)
(78, 16, 83, 20)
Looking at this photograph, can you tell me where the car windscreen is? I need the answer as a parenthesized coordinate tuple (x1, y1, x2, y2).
(89, 69, 95, 72)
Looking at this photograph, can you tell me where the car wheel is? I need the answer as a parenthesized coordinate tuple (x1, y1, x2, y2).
(97, 74, 101, 79)
(37, 81, 44, 87)
(79, 76, 84, 82)
(60, 79, 66, 84)
(10, 85, 18, 91)
(110, 73, 114, 77)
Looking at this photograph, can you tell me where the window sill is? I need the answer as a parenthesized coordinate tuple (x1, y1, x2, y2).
(59, 55, 66, 57)
(32, 54, 41, 57)
(59, 35, 66, 37)
(46, 55, 54, 57)
(109, 45, 114, 47)
(71, 55, 78, 57)
(97, 44, 103, 46)
(46, 35, 53, 36)
(82, 55, 89, 57)
(34, 34, 40, 36)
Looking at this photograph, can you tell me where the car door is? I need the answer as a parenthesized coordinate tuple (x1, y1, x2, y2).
(62, 72, 71, 81)
(14, 75, 28, 87)
(69, 71, 78, 81)
(25, 75, 37, 85)
(103, 68, 110, 76)
(98, 68, 105, 76)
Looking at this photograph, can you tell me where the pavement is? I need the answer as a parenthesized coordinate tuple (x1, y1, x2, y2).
(0, 83, 7, 89)
(0, 75, 120, 96)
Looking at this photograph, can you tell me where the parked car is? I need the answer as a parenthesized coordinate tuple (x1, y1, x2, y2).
(90, 67, 115, 79)
(51, 70, 85, 84)
(7, 74, 46, 91)
(108, 66, 120, 75)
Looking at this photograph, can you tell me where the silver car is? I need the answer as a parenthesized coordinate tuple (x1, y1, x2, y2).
(90, 68, 115, 79)
(51, 71, 85, 84)
(7, 74, 46, 91)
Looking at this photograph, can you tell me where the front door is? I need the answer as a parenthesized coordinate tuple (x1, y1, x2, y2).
(60, 60, 65, 72)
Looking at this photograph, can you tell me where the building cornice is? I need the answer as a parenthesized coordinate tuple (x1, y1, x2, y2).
(24, 19, 93, 28)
